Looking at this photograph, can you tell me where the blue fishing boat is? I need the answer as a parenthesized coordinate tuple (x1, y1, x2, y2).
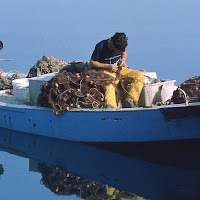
(0, 71, 199, 143)
(0, 100, 199, 143)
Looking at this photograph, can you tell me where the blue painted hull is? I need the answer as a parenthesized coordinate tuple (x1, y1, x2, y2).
(0, 102, 200, 142)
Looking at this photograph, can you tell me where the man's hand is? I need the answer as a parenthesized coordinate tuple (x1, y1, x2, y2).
(109, 64, 118, 72)
(118, 60, 127, 67)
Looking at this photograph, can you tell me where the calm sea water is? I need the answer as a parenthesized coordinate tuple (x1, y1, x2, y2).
(1, 0, 200, 84)
(0, 128, 200, 200)
(1, 1, 200, 199)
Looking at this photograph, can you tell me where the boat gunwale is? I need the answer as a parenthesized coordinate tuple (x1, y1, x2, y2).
(0, 101, 200, 112)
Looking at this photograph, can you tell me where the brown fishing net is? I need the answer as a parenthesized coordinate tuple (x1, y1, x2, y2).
(27, 55, 66, 78)
(37, 70, 116, 115)
(0, 71, 26, 90)
(27, 55, 92, 78)
(38, 164, 142, 200)
(171, 76, 200, 104)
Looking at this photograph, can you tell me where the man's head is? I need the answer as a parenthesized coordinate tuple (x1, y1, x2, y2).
(0, 41, 3, 51)
(111, 32, 128, 51)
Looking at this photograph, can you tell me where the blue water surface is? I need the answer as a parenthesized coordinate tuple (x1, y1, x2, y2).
(1, 0, 200, 84)
(1, 1, 200, 199)
(1, 128, 200, 200)
(0, 152, 77, 200)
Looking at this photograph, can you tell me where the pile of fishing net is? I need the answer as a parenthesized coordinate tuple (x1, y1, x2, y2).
(0, 70, 26, 90)
(38, 164, 141, 199)
(27, 55, 67, 78)
(27, 55, 92, 78)
(37, 69, 116, 115)
(171, 76, 200, 104)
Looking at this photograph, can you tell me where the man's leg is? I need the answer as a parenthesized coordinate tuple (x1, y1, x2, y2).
(103, 84, 118, 108)
(120, 68, 144, 107)
(101, 70, 118, 108)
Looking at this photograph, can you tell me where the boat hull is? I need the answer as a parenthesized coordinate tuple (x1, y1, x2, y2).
(0, 102, 200, 142)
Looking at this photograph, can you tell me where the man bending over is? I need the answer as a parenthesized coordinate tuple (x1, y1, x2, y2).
(90, 32, 144, 108)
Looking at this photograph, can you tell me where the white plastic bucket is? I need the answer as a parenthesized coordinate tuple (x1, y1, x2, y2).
(12, 78, 30, 102)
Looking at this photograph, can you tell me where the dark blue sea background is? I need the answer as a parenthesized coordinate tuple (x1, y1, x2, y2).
(1, 0, 200, 199)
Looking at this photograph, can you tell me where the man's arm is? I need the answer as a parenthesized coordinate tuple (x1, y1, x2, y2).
(121, 51, 127, 62)
(119, 51, 127, 67)
(90, 59, 118, 72)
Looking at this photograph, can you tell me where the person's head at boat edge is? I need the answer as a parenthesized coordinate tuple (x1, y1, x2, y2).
(0, 41, 3, 75)
(0, 41, 3, 51)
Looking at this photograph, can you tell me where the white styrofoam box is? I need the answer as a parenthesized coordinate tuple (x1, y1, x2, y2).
(29, 73, 57, 106)
(12, 78, 30, 102)
(161, 85, 178, 104)
(141, 72, 157, 84)
(138, 80, 176, 107)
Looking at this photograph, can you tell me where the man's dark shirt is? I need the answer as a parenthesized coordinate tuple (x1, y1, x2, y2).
(91, 39, 123, 64)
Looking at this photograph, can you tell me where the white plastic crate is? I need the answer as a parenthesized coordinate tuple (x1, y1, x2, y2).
(29, 73, 56, 106)
(141, 72, 157, 84)
(139, 80, 176, 107)
(12, 78, 30, 103)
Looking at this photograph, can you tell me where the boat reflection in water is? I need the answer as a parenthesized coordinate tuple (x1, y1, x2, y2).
(0, 128, 200, 200)
(38, 163, 141, 199)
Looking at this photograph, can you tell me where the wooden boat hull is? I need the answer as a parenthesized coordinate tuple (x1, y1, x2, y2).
(0, 102, 200, 142)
